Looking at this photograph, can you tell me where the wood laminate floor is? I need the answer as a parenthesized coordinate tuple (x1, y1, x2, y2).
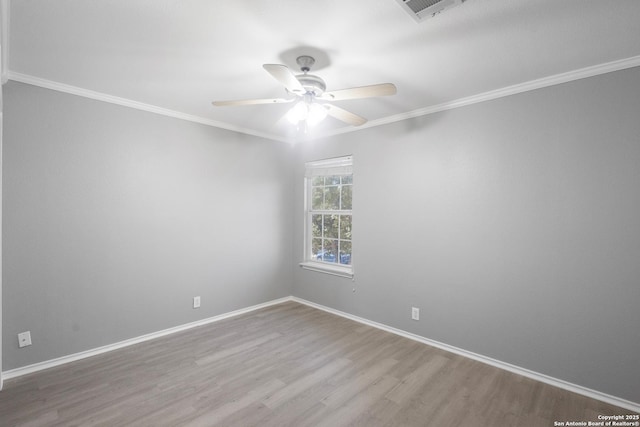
(0, 301, 635, 426)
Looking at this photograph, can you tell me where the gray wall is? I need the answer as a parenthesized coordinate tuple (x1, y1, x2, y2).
(3, 66, 639, 404)
(292, 67, 640, 402)
(3, 82, 293, 370)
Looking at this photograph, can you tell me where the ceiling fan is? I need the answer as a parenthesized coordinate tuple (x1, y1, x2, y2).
(212, 55, 397, 128)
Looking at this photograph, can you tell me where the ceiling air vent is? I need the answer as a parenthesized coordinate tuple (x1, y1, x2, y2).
(396, 0, 467, 22)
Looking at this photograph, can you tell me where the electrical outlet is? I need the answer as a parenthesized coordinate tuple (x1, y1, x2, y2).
(193, 296, 201, 309)
(18, 331, 32, 348)
(411, 307, 420, 321)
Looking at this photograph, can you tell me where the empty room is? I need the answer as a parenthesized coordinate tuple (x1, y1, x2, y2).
(0, 0, 639, 426)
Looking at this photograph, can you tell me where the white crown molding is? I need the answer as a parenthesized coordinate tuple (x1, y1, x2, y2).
(2, 296, 292, 381)
(317, 54, 640, 140)
(6, 54, 640, 143)
(6, 71, 289, 143)
(291, 297, 640, 413)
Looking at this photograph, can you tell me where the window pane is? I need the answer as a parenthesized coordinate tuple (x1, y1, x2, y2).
(323, 214, 339, 239)
(342, 175, 353, 185)
(312, 187, 324, 210)
(312, 176, 324, 186)
(311, 214, 322, 238)
(324, 186, 340, 210)
(340, 215, 352, 240)
(311, 238, 323, 259)
(341, 185, 352, 210)
(340, 241, 352, 265)
(326, 175, 341, 185)
(322, 239, 339, 263)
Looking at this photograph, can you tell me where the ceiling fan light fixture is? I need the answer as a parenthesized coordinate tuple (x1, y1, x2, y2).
(307, 103, 328, 126)
(286, 101, 328, 127)
(286, 101, 309, 124)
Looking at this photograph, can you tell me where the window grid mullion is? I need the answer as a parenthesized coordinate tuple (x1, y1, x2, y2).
(309, 210, 351, 215)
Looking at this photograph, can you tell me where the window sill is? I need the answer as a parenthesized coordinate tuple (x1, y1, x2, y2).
(299, 262, 354, 279)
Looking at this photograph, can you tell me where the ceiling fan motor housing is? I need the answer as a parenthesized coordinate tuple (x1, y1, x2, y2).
(293, 55, 326, 95)
(296, 73, 326, 96)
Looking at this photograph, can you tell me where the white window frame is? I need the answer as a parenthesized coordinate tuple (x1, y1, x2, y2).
(300, 156, 354, 279)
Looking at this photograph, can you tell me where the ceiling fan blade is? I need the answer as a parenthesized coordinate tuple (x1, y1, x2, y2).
(263, 64, 305, 94)
(212, 98, 294, 107)
(325, 104, 367, 126)
(320, 83, 397, 101)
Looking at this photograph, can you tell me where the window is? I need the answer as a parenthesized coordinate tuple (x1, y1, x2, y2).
(301, 156, 353, 278)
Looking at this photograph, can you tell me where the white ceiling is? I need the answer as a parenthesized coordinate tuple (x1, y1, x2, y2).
(7, 0, 640, 142)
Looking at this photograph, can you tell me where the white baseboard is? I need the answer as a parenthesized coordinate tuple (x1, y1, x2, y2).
(291, 297, 640, 414)
(3, 295, 638, 413)
(2, 296, 292, 381)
